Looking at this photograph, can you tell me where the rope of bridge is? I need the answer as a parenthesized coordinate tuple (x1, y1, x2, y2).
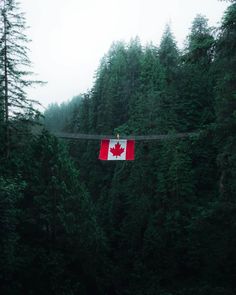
(53, 132, 199, 141)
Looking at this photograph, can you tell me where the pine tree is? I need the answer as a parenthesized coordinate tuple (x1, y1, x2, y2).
(0, 0, 42, 155)
(180, 15, 217, 199)
(128, 44, 163, 135)
(180, 15, 215, 130)
(157, 25, 180, 132)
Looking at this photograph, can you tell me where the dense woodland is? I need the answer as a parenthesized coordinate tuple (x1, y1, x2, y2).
(1, 0, 236, 294)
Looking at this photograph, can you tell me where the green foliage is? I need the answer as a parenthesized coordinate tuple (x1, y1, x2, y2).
(179, 15, 215, 131)
(44, 95, 83, 132)
(42, 8, 236, 290)
(0, 177, 25, 294)
(0, 0, 43, 158)
(0, 0, 42, 117)
(1, 1, 236, 294)
(18, 130, 107, 294)
(214, 3, 236, 199)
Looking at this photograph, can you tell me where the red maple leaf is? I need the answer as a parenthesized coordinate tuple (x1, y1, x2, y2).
(110, 142, 125, 158)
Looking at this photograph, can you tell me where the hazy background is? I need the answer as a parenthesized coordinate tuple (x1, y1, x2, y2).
(21, 0, 229, 108)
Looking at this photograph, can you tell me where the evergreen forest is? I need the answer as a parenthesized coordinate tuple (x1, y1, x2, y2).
(1, 0, 236, 294)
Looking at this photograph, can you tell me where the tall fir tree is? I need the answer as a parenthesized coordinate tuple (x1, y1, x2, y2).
(180, 15, 217, 199)
(157, 25, 180, 132)
(180, 15, 215, 130)
(0, 0, 42, 155)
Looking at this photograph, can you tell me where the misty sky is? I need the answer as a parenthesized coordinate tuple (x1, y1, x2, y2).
(20, 0, 229, 108)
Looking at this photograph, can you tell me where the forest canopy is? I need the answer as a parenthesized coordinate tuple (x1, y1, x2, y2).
(1, 0, 236, 294)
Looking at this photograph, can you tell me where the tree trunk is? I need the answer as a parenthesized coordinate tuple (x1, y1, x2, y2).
(3, 3, 9, 157)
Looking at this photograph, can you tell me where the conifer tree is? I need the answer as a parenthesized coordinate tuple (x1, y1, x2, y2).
(0, 0, 42, 154)
(180, 15, 215, 130)
(157, 25, 180, 132)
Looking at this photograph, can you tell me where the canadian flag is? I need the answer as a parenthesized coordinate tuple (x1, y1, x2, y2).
(99, 139, 135, 161)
